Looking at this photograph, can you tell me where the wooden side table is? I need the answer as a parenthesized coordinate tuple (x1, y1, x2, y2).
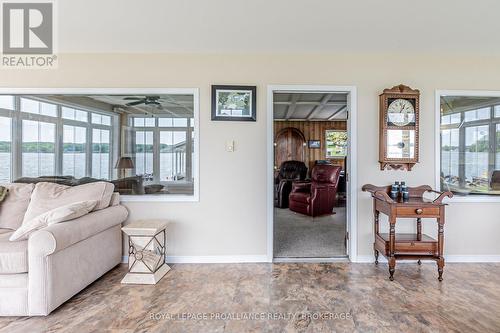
(121, 220, 170, 284)
(362, 184, 453, 281)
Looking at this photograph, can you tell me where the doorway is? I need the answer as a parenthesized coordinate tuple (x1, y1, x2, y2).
(267, 85, 358, 262)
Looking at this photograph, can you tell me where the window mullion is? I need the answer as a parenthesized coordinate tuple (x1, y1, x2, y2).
(489, 107, 496, 185)
(55, 106, 63, 176)
(12, 96, 21, 181)
(153, 126, 160, 183)
(87, 124, 92, 177)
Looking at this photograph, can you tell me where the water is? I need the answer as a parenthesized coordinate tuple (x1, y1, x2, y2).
(0, 152, 185, 183)
(441, 151, 491, 181)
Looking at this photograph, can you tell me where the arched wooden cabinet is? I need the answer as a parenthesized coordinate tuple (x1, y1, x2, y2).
(274, 127, 306, 169)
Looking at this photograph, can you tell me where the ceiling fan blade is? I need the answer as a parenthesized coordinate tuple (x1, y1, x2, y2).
(123, 97, 143, 100)
(125, 100, 145, 106)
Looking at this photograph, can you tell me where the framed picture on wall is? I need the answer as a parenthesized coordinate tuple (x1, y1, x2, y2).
(211, 85, 257, 121)
(325, 130, 348, 158)
(308, 140, 321, 149)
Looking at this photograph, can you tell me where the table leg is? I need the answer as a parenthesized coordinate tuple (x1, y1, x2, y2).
(437, 216, 445, 281)
(417, 217, 422, 265)
(374, 209, 380, 265)
(388, 216, 396, 281)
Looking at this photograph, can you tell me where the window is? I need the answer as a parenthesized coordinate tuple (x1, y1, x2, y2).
(464, 107, 490, 122)
(22, 120, 56, 177)
(0, 117, 11, 182)
(0, 95, 114, 182)
(128, 102, 196, 195)
(134, 117, 155, 127)
(91, 113, 111, 126)
(63, 125, 87, 178)
(92, 129, 110, 179)
(158, 118, 188, 127)
(325, 130, 347, 158)
(160, 131, 187, 181)
(440, 95, 500, 196)
(20, 98, 57, 117)
(495, 105, 500, 118)
(135, 131, 154, 176)
(0, 92, 197, 199)
(0, 96, 14, 110)
(441, 128, 459, 179)
(62, 107, 88, 122)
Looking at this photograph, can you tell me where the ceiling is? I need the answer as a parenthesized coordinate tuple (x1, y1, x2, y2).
(273, 93, 348, 121)
(58, 0, 500, 54)
(88, 95, 194, 117)
(46, 95, 194, 117)
(441, 96, 500, 114)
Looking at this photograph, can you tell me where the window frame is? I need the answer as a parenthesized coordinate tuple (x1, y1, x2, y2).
(5, 96, 115, 181)
(130, 116, 194, 185)
(0, 88, 200, 203)
(325, 129, 348, 159)
(436, 90, 500, 202)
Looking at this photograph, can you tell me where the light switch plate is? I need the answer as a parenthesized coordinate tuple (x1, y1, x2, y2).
(226, 140, 235, 152)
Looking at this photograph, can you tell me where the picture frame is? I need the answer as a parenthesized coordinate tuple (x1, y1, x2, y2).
(211, 85, 256, 121)
(308, 140, 321, 149)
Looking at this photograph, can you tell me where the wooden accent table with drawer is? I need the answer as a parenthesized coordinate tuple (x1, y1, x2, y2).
(362, 184, 453, 281)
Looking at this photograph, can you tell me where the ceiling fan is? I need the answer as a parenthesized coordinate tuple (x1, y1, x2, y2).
(124, 96, 162, 107)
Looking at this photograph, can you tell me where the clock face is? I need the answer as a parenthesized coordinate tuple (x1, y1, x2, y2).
(387, 98, 415, 126)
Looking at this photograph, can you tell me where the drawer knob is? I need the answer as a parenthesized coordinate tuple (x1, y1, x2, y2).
(415, 208, 423, 215)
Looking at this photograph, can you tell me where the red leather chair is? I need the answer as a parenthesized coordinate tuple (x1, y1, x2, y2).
(289, 165, 342, 217)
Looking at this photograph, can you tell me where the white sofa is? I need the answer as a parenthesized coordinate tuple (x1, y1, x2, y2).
(0, 182, 128, 316)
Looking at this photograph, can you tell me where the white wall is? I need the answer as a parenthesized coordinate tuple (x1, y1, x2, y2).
(2, 53, 500, 260)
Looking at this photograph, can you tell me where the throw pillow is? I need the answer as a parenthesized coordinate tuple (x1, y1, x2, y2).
(0, 186, 8, 203)
(23, 181, 114, 223)
(9, 200, 98, 241)
(0, 183, 35, 230)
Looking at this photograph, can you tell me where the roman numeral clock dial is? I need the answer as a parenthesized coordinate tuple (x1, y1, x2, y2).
(379, 85, 420, 171)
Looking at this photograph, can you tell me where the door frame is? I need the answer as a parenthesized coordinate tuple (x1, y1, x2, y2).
(266, 85, 358, 262)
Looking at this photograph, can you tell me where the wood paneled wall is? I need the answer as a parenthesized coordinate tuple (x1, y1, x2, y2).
(274, 121, 347, 172)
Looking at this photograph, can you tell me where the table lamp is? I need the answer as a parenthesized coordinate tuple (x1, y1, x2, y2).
(115, 156, 135, 179)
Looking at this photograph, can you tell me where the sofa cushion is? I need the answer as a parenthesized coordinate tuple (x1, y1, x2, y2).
(0, 230, 28, 274)
(0, 183, 35, 230)
(10, 200, 98, 241)
(23, 182, 114, 223)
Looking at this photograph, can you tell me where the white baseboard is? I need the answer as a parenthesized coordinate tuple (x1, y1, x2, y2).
(121, 255, 268, 264)
(446, 255, 500, 262)
(121, 254, 500, 265)
(355, 255, 500, 263)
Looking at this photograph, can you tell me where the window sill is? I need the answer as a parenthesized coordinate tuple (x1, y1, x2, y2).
(120, 194, 199, 203)
(445, 195, 500, 203)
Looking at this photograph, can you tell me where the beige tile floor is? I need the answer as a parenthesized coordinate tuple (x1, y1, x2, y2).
(1, 263, 499, 332)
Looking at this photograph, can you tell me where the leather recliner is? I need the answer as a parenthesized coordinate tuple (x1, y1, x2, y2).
(289, 165, 342, 217)
(274, 161, 308, 208)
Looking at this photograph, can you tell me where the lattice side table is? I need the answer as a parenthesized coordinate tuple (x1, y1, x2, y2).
(121, 220, 170, 284)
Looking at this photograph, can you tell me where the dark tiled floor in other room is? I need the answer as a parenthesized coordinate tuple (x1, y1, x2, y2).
(1, 263, 500, 332)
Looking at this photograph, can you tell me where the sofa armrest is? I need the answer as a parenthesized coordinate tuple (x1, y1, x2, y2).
(29, 205, 129, 256)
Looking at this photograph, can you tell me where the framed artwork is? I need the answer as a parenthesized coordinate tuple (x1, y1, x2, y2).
(308, 140, 321, 149)
(211, 85, 256, 121)
(325, 130, 348, 158)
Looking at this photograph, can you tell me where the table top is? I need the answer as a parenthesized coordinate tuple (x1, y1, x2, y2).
(362, 184, 453, 206)
(122, 219, 169, 236)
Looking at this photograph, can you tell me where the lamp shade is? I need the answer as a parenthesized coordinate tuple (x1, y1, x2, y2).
(115, 156, 135, 169)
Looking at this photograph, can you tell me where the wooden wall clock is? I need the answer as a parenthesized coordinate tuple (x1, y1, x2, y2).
(379, 84, 420, 171)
